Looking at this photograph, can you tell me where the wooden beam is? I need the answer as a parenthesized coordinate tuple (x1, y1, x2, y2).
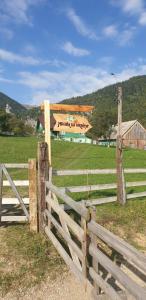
(1, 216, 27, 222)
(2, 198, 29, 205)
(116, 86, 126, 205)
(3, 180, 29, 186)
(41, 103, 94, 112)
(29, 159, 38, 232)
(37, 142, 49, 232)
(3, 163, 28, 169)
(44, 100, 51, 165)
(61, 180, 146, 193)
(53, 168, 146, 176)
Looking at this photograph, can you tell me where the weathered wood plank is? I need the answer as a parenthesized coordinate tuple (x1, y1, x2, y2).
(41, 103, 94, 112)
(88, 220, 146, 274)
(46, 196, 84, 241)
(90, 207, 100, 297)
(1, 216, 28, 222)
(89, 268, 122, 300)
(53, 168, 146, 176)
(2, 165, 29, 220)
(2, 164, 28, 169)
(29, 159, 38, 232)
(81, 203, 89, 284)
(89, 244, 146, 299)
(37, 142, 49, 231)
(3, 180, 29, 186)
(63, 181, 146, 193)
(2, 198, 29, 204)
(59, 211, 82, 270)
(46, 182, 89, 220)
(84, 191, 146, 206)
(44, 226, 84, 283)
(44, 100, 51, 165)
(44, 210, 83, 261)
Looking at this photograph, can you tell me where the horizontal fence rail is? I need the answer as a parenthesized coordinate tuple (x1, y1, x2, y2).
(53, 168, 146, 176)
(3, 163, 29, 169)
(3, 180, 29, 186)
(88, 219, 146, 299)
(61, 181, 146, 193)
(52, 168, 146, 207)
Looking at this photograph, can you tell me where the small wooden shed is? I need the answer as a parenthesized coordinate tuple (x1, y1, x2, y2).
(110, 120, 146, 150)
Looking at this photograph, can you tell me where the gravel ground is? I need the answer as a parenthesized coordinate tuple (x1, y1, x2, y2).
(1, 271, 92, 300)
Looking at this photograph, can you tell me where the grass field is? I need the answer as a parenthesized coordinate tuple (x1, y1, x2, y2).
(0, 136, 146, 295)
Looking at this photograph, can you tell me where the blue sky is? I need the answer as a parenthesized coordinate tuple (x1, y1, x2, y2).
(0, 0, 146, 105)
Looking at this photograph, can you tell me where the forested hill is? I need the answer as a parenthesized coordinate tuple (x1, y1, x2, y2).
(0, 75, 146, 137)
(61, 75, 146, 137)
(0, 92, 27, 115)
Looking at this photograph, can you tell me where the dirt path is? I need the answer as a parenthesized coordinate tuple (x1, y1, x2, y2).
(1, 272, 92, 300)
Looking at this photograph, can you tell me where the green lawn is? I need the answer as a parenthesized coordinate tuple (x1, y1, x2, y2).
(0, 136, 146, 296)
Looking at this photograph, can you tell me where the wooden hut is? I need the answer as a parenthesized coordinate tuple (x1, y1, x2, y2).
(110, 120, 146, 149)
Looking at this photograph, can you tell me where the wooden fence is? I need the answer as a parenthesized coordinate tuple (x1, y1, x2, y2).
(37, 143, 146, 299)
(53, 168, 146, 207)
(88, 216, 146, 299)
(0, 161, 37, 231)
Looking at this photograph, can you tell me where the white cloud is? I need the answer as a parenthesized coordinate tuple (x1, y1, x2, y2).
(102, 23, 135, 46)
(103, 25, 118, 37)
(62, 42, 90, 57)
(112, 0, 146, 26)
(0, 67, 14, 83)
(0, 0, 45, 25)
(0, 48, 40, 65)
(17, 61, 146, 104)
(0, 76, 13, 83)
(139, 11, 146, 24)
(100, 56, 114, 66)
(0, 48, 66, 67)
(0, 28, 14, 39)
(118, 27, 136, 46)
(120, 0, 143, 14)
(66, 8, 98, 40)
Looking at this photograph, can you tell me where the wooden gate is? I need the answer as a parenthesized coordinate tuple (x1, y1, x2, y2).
(0, 162, 37, 225)
(38, 143, 146, 299)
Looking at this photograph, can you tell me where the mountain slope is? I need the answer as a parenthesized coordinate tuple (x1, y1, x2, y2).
(0, 92, 27, 115)
(61, 75, 146, 128)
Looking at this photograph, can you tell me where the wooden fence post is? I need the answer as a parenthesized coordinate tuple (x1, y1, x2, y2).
(81, 203, 91, 292)
(38, 142, 49, 232)
(116, 86, 126, 205)
(0, 165, 3, 225)
(29, 159, 38, 232)
(90, 207, 100, 299)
